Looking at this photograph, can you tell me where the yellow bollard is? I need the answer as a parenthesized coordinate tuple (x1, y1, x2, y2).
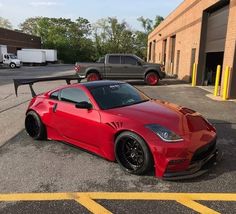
(191, 63, 197, 87)
(214, 65, 221, 96)
(223, 66, 230, 100)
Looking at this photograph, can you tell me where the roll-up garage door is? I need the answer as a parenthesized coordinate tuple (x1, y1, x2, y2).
(205, 5, 229, 53)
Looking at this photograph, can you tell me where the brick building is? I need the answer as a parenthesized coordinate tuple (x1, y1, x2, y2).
(148, 0, 236, 98)
(0, 28, 41, 53)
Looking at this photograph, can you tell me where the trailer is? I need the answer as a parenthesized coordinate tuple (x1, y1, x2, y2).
(22, 49, 57, 62)
(17, 50, 46, 65)
(0, 45, 21, 68)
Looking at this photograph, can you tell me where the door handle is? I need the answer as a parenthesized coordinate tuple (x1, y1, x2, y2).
(53, 103, 58, 113)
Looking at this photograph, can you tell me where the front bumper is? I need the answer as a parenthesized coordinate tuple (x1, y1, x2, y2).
(163, 148, 221, 180)
(75, 72, 85, 79)
(77, 75, 86, 78)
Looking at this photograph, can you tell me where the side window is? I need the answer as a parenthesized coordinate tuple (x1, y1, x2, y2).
(124, 56, 138, 65)
(4, 55, 9, 59)
(108, 56, 121, 64)
(97, 57, 105, 63)
(50, 91, 59, 100)
(60, 88, 90, 104)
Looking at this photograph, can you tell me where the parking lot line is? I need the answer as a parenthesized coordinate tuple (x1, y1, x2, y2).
(177, 198, 220, 214)
(0, 192, 74, 201)
(84, 192, 236, 201)
(0, 192, 235, 214)
(75, 196, 112, 214)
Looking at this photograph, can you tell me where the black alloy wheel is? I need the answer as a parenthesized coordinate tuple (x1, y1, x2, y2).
(115, 131, 153, 175)
(25, 111, 47, 140)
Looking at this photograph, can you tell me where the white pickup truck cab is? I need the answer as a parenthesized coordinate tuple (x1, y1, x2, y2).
(1, 53, 21, 68)
(0, 45, 21, 68)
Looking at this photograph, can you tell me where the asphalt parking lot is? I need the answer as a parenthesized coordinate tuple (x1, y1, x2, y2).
(0, 66, 236, 213)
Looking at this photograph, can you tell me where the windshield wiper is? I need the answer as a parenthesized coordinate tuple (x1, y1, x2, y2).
(132, 99, 149, 105)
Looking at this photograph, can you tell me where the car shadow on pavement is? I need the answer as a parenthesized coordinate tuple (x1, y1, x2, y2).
(171, 119, 236, 183)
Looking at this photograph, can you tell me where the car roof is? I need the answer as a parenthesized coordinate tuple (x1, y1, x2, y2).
(46, 80, 126, 96)
(80, 80, 125, 89)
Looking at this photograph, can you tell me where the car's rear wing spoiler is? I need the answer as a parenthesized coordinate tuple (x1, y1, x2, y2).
(13, 75, 82, 97)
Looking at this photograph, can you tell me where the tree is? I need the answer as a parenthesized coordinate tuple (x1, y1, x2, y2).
(153, 15, 164, 29)
(93, 17, 135, 58)
(18, 15, 164, 63)
(136, 15, 164, 60)
(19, 17, 96, 63)
(137, 16, 153, 34)
(0, 17, 13, 29)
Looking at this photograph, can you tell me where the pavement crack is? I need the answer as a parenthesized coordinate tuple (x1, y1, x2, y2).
(0, 100, 30, 114)
(0, 94, 13, 101)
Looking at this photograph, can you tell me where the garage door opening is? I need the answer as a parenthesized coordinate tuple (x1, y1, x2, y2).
(204, 52, 224, 85)
(197, 1, 229, 86)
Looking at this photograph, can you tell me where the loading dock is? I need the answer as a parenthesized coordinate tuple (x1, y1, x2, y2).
(201, 4, 229, 86)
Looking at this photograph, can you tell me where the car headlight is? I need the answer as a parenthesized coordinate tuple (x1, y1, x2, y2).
(146, 124, 183, 142)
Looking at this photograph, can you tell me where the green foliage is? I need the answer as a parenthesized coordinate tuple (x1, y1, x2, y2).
(137, 16, 153, 34)
(136, 15, 164, 60)
(154, 16, 164, 29)
(19, 15, 164, 63)
(93, 18, 135, 58)
(0, 17, 13, 29)
(20, 17, 96, 63)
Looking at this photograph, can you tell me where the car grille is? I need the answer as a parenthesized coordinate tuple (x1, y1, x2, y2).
(191, 138, 216, 163)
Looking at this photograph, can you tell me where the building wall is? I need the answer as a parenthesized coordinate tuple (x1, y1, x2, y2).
(148, 0, 236, 98)
(149, 0, 222, 80)
(0, 28, 41, 53)
(223, 0, 236, 97)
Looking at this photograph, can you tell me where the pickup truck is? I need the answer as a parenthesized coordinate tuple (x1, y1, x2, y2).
(74, 54, 165, 85)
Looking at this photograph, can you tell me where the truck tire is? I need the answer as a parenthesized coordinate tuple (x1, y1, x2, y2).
(87, 72, 101, 82)
(145, 72, 159, 86)
(10, 63, 16, 69)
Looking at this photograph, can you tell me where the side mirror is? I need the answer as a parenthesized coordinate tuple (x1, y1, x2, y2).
(137, 61, 143, 66)
(75, 101, 92, 110)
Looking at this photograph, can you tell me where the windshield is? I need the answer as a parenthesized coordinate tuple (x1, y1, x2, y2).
(9, 54, 17, 59)
(89, 83, 150, 110)
(134, 56, 145, 63)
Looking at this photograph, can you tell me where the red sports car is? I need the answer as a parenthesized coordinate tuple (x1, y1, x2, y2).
(15, 77, 219, 180)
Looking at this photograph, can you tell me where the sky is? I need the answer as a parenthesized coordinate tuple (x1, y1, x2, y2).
(0, 0, 183, 30)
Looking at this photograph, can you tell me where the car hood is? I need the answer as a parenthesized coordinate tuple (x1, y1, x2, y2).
(106, 100, 213, 136)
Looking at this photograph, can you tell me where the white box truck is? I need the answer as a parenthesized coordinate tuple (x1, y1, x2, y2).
(17, 50, 46, 64)
(0, 45, 21, 68)
(22, 49, 57, 62)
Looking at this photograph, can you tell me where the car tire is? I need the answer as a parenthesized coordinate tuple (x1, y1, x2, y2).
(10, 63, 16, 69)
(115, 131, 153, 175)
(145, 72, 159, 86)
(87, 72, 101, 82)
(25, 111, 47, 140)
